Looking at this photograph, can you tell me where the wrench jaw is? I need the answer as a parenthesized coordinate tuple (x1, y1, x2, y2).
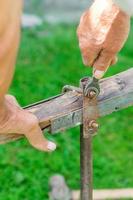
(80, 77, 100, 98)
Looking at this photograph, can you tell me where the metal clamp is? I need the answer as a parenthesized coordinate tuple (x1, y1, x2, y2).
(80, 76, 100, 138)
(62, 85, 82, 93)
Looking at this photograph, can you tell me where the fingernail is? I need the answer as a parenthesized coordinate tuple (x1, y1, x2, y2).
(94, 70, 105, 79)
(47, 141, 56, 151)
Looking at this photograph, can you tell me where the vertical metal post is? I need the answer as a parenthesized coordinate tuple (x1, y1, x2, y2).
(80, 125, 93, 200)
(80, 77, 100, 200)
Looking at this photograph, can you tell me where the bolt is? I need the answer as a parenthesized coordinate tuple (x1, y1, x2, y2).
(89, 120, 99, 129)
(92, 122, 99, 129)
(88, 90, 96, 99)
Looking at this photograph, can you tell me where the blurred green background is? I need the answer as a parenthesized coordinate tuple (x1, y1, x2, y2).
(0, 20, 132, 199)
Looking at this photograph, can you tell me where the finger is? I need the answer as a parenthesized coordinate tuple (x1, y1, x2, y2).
(110, 56, 118, 66)
(25, 117, 56, 152)
(77, 33, 100, 66)
(77, 12, 100, 67)
(93, 50, 114, 79)
(81, 47, 99, 66)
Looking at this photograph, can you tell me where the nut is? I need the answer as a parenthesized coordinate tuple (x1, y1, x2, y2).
(89, 120, 99, 129)
(88, 91, 96, 99)
(91, 122, 99, 129)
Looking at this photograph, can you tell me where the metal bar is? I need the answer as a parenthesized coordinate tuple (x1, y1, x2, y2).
(80, 77, 100, 200)
(80, 125, 93, 200)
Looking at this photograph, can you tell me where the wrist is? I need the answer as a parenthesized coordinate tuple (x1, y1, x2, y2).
(114, 0, 132, 16)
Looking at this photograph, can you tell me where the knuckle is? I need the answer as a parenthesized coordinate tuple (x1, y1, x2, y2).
(80, 10, 89, 23)
(79, 39, 90, 51)
(25, 113, 38, 130)
(5, 94, 17, 102)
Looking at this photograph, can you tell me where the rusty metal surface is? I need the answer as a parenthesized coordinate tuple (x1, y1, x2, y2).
(80, 77, 100, 200)
(51, 109, 82, 133)
(80, 125, 93, 200)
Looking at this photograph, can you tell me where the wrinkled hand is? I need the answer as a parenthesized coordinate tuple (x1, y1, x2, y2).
(0, 95, 56, 152)
(77, 0, 130, 79)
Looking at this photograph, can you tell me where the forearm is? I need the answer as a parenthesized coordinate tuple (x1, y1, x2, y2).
(114, 0, 133, 15)
(0, 0, 22, 111)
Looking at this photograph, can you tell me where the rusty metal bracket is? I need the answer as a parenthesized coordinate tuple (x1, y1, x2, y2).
(62, 85, 82, 94)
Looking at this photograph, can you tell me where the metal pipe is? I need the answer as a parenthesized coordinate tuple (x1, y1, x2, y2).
(80, 125, 93, 200)
(79, 77, 100, 200)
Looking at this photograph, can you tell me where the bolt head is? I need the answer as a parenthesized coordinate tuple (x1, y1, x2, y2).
(92, 122, 99, 129)
(89, 120, 99, 129)
(88, 90, 96, 99)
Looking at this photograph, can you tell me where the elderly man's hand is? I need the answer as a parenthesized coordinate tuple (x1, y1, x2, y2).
(0, 95, 56, 151)
(77, 0, 130, 79)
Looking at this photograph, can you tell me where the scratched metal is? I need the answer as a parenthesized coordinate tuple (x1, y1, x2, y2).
(51, 109, 82, 133)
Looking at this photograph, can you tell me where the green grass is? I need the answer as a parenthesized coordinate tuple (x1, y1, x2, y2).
(0, 21, 133, 199)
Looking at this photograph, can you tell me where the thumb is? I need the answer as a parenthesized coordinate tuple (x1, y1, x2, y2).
(93, 50, 115, 79)
(25, 116, 56, 152)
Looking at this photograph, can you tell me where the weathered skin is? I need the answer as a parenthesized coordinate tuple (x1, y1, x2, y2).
(77, 0, 130, 79)
(0, 0, 56, 151)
